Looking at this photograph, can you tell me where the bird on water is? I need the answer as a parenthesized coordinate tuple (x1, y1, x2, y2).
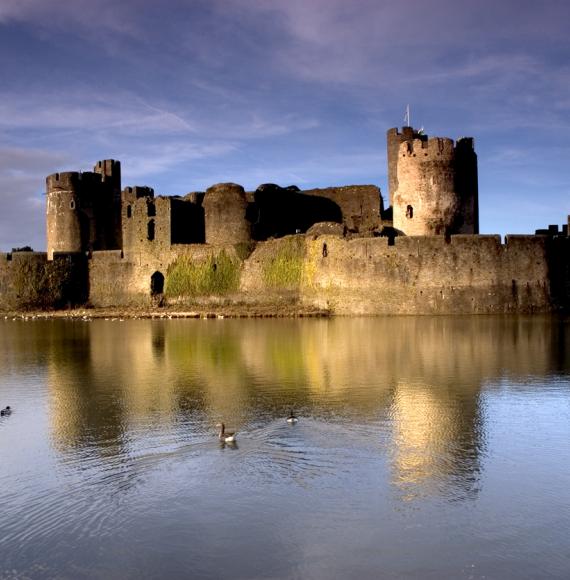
(1, 406, 12, 416)
(286, 410, 298, 424)
(216, 422, 237, 442)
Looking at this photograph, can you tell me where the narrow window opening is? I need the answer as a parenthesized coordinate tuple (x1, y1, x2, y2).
(406, 205, 413, 219)
(147, 219, 155, 241)
(70, 199, 76, 210)
(6, 253, 12, 261)
(126, 205, 132, 218)
(322, 243, 328, 258)
(147, 202, 156, 217)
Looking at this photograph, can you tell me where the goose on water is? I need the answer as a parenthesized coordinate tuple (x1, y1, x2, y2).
(286, 410, 298, 424)
(1, 406, 11, 416)
(216, 422, 237, 442)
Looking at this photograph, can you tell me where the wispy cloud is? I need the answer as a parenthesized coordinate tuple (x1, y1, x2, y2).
(0, 0, 143, 35)
(0, 0, 569, 243)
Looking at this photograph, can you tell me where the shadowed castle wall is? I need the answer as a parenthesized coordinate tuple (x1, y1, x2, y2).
(0, 252, 87, 310)
(46, 160, 122, 259)
(93, 159, 122, 250)
(203, 183, 251, 245)
(301, 185, 381, 234)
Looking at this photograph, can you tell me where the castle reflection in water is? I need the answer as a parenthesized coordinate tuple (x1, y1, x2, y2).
(3, 316, 565, 499)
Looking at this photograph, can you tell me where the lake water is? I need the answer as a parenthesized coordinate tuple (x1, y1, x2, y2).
(1, 316, 569, 579)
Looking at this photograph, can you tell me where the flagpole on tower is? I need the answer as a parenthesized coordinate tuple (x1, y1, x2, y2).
(404, 104, 411, 128)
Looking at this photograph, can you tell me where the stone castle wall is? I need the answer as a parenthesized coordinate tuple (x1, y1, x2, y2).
(301, 234, 561, 314)
(0, 252, 87, 310)
(81, 234, 569, 314)
(2, 130, 567, 314)
(2, 233, 568, 314)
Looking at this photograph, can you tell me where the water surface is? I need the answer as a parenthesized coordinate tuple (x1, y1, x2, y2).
(1, 316, 569, 579)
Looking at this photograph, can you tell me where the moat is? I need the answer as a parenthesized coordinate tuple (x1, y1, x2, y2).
(1, 316, 569, 579)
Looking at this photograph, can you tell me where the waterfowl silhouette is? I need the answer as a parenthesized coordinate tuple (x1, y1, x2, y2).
(286, 410, 298, 424)
(1, 406, 12, 416)
(216, 422, 237, 442)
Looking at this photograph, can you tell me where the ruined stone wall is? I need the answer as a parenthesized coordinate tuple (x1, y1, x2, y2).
(301, 235, 555, 314)
(93, 159, 122, 250)
(301, 185, 381, 234)
(88, 251, 139, 306)
(122, 192, 172, 257)
(83, 233, 568, 314)
(171, 198, 205, 244)
(0, 252, 87, 310)
(454, 138, 479, 234)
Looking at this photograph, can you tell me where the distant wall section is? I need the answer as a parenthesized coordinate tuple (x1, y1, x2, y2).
(0, 252, 87, 310)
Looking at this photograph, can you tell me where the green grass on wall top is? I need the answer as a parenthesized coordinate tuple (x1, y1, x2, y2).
(165, 251, 240, 297)
(262, 237, 305, 289)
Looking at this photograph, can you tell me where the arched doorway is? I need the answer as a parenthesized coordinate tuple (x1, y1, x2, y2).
(150, 271, 164, 296)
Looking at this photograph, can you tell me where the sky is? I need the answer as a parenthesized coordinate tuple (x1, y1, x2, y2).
(0, 0, 569, 251)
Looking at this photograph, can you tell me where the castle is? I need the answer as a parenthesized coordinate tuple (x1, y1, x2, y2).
(1, 127, 568, 314)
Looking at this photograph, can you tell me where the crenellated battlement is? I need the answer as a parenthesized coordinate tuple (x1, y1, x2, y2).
(123, 186, 155, 201)
(46, 171, 104, 192)
(94, 159, 121, 184)
(1, 121, 566, 314)
(387, 126, 420, 139)
(400, 137, 455, 159)
(456, 137, 475, 152)
(47, 171, 104, 192)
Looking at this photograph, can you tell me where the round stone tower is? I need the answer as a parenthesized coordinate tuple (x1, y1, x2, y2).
(46, 172, 85, 259)
(203, 183, 251, 245)
(386, 127, 426, 207)
(393, 137, 461, 236)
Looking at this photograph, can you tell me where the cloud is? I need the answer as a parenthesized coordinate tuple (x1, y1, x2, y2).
(0, 92, 196, 135)
(0, 0, 569, 241)
(0, 147, 74, 251)
(0, 0, 143, 35)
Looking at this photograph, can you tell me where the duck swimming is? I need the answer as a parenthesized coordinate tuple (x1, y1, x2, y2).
(216, 422, 237, 443)
(286, 410, 298, 424)
(1, 406, 11, 416)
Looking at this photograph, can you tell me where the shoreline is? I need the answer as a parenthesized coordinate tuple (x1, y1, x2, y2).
(2, 308, 567, 321)
(1, 305, 332, 320)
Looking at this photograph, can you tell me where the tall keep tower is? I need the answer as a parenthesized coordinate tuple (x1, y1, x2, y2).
(386, 127, 426, 207)
(389, 129, 479, 236)
(46, 172, 98, 259)
(46, 160, 123, 259)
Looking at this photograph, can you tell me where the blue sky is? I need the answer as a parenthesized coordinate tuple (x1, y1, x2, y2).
(0, 0, 569, 250)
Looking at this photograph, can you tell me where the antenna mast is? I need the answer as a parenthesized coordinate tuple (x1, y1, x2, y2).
(404, 104, 411, 128)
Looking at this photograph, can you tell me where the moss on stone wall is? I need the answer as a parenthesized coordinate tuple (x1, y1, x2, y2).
(11, 255, 86, 310)
(165, 251, 241, 297)
(234, 241, 257, 261)
(262, 237, 305, 289)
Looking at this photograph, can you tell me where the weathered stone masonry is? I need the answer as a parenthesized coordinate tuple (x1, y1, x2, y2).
(0, 125, 568, 313)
